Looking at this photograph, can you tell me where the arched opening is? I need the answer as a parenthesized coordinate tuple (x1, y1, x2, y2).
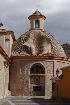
(30, 63, 45, 74)
(30, 63, 45, 96)
(35, 20, 40, 28)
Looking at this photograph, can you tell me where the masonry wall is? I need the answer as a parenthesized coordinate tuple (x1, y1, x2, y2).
(0, 35, 5, 50)
(0, 34, 13, 56)
(0, 54, 9, 99)
(54, 60, 70, 77)
(9, 58, 70, 99)
(9, 59, 54, 99)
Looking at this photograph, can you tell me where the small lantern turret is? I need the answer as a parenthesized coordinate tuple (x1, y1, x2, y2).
(28, 10, 46, 31)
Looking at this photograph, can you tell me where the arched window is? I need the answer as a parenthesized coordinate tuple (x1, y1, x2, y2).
(30, 63, 45, 96)
(35, 20, 40, 28)
(30, 63, 45, 74)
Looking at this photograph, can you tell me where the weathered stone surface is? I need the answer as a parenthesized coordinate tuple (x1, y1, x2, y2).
(62, 43, 70, 58)
(9, 56, 70, 99)
(9, 59, 55, 98)
(0, 10, 70, 100)
(9, 60, 30, 96)
(0, 54, 9, 99)
(12, 30, 66, 58)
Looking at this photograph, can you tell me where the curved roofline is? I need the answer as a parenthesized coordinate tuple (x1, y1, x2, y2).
(12, 30, 67, 58)
(28, 10, 46, 20)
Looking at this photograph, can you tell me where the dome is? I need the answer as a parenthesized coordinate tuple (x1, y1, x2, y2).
(12, 30, 66, 58)
(12, 10, 66, 58)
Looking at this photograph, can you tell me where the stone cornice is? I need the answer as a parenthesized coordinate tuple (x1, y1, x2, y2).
(10, 55, 67, 61)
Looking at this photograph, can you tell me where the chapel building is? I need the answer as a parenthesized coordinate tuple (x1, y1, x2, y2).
(0, 10, 70, 99)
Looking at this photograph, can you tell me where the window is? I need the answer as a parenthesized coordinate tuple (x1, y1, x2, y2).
(30, 63, 45, 96)
(35, 20, 40, 28)
(33, 86, 41, 91)
(30, 63, 45, 74)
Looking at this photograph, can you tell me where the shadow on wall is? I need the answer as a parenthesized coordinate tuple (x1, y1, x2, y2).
(30, 98, 70, 105)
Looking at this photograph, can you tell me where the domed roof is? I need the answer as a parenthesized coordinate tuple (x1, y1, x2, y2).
(28, 10, 46, 20)
(31, 10, 42, 15)
(12, 30, 66, 58)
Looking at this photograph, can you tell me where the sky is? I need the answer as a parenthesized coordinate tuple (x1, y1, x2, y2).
(0, 0, 70, 44)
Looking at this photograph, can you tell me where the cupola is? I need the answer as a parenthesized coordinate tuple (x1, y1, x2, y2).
(28, 10, 46, 31)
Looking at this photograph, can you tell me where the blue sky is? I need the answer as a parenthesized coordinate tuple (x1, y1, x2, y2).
(0, 0, 70, 44)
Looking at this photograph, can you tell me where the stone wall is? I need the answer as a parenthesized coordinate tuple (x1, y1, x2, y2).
(9, 58, 70, 99)
(0, 35, 5, 51)
(54, 60, 70, 77)
(0, 33, 14, 57)
(9, 59, 54, 99)
(9, 60, 30, 96)
(0, 54, 9, 99)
